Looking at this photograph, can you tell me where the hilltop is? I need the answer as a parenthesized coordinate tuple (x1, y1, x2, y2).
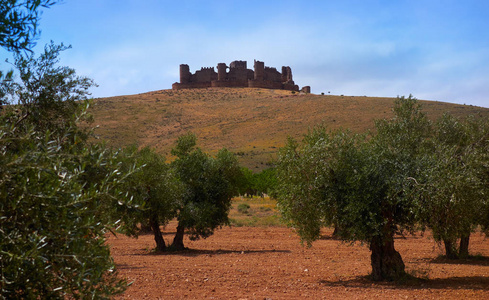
(90, 88, 489, 170)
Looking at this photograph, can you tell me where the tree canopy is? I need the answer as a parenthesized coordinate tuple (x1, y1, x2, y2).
(276, 96, 456, 281)
(118, 146, 183, 252)
(416, 113, 489, 258)
(1, 3, 139, 296)
(170, 132, 242, 250)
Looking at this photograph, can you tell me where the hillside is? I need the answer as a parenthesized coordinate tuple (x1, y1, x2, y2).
(90, 88, 489, 170)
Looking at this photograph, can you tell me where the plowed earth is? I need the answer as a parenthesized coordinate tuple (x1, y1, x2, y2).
(109, 222, 489, 299)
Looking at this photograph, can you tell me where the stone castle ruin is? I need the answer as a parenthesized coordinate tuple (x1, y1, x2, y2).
(172, 60, 310, 93)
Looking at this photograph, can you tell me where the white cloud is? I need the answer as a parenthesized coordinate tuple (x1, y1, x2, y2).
(21, 1, 488, 109)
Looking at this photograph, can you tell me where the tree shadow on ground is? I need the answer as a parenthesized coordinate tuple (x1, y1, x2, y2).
(319, 234, 342, 241)
(147, 248, 291, 257)
(116, 263, 145, 270)
(429, 255, 489, 266)
(137, 231, 177, 237)
(319, 275, 489, 290)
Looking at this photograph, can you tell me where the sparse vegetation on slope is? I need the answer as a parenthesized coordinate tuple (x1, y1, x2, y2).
(90, 88, 489, 170)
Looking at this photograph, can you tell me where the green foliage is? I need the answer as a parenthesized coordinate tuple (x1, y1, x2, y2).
(1, 41, 95, 135)
(276, 96, 431, 280)
(276, 127, 365, 245)
(171, 132, 242, 244)
(416, 113, 489, 257)
(1, 16, 134, 296)
(255, 167, 277, 197)
(0, 0, 58, 51)
(237, 166, 254, 195)
(1, 1, 58, 105)
(0, 112, 134, 298)
(238, 167, 277, 198)
(119, 145, 182, 250)
(277, 94, 489, 274)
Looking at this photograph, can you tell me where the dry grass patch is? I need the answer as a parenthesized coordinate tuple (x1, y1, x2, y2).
(89, 88, 489, 170)
(229, 196, 282, 227)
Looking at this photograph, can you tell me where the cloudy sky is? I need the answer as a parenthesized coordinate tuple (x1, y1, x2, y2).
(3, 0, 489, 107)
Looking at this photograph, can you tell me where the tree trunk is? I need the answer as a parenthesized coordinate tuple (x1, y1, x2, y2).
(332, 223, 343, 238)
(332, 226, 339, 237)
(171, 222, 186, 250)
(443, 239, 458, 259)
(459, 233, 470, 258)
(149, 215, 166, 252)
(369, 236, 405, 281)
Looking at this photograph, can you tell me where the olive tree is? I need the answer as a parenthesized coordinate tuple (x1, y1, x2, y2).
(277, 96, 431, 281)
(0, 108, 140, 298)
(2, 41, 95, 135)
(417, 114, 489, 258)
(119, 146, 182, 252)
(237, 167, 277, 198)
(1, 13, 136, 296)
(1, 0, 58, 104)
(0, 0, 58, 51)
(170, 132, 242, 250)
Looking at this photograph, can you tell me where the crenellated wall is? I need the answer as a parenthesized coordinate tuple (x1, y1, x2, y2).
(172, 60, 303, 92)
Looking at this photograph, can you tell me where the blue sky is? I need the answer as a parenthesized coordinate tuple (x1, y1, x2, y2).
(2, 0, 489, 107)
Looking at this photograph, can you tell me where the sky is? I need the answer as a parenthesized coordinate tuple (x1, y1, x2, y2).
(2, 0, 489, 108)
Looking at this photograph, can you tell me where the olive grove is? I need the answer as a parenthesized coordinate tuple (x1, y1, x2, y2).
(276, 96, 489, 281)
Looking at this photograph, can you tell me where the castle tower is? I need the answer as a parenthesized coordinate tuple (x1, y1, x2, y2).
(281, 66, 293, 82)
(254, 60, 264, 80)
(230, 60, 247, 70)
(217, 63, 227, 81)
(180, 64, 191, 83)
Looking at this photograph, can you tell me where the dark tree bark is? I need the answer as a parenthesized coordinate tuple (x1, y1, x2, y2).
(149, 215, 166, 252)
(459, 233, 470, 258)
(332, 226, 339, 237)
(171, 222, 186, 250)
(443, 239, 458, 259)
(332, 223, 343, 238)
(369, 236, 405, 281)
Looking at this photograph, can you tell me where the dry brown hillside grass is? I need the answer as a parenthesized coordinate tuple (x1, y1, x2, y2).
(89, 88, 489, 170)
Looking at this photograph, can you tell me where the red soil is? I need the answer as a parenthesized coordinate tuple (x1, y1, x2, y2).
(109, 222, 489, 299)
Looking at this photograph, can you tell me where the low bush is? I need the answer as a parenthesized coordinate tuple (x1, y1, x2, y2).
(237, 203, 251, 214)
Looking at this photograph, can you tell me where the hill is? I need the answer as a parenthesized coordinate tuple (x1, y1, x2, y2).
(90, 88, 489, 170)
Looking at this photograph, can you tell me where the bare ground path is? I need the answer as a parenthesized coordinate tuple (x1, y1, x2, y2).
(108, 222, 489, 299)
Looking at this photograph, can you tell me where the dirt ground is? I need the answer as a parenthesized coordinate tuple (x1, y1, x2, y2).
(108, 221, 489, 299)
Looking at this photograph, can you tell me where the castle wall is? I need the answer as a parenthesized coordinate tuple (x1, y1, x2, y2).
(193, 67, 217, 82)
(227, 68, 253, 82)
(211, 80, 249, 88)
(172, 81, 212, 90)
(254, 60, 265, 80)
(263, 67, 281, 82)
(283, 82, 299, 91)
(248, 79, 283, 90)
(174, 60, 303, 92)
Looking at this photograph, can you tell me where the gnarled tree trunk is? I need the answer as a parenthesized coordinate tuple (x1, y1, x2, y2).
(149, 215, 166, 252)
(369, 236, 405, 281)
(459, 233, 470, 258)
(171, 222, 186, 250)
(443, 239, 458, 259)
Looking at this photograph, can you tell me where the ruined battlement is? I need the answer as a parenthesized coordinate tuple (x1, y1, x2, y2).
(172, 60, 308, 92)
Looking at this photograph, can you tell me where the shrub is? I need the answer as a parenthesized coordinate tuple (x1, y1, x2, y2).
(237, 203, 251, 214)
